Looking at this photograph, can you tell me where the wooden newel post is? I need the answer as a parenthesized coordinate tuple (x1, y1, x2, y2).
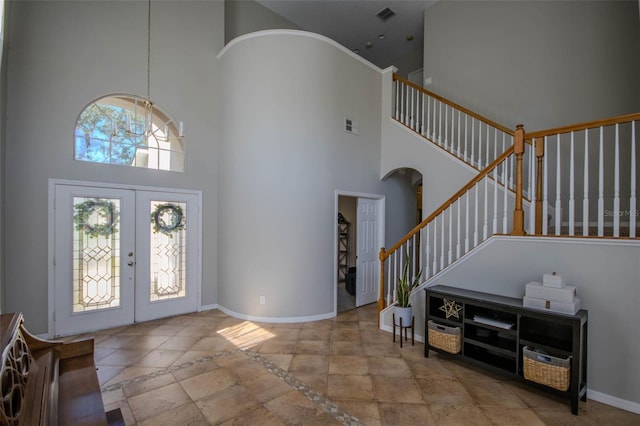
(534, 137, 545, 234)
(378, 248, 387, 326)
(512, 125, 526, 236)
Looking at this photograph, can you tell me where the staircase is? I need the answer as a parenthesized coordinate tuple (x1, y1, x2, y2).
(379, 73, 640, 316)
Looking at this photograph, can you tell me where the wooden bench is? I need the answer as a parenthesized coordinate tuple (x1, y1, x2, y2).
(0, 313, 123, 425)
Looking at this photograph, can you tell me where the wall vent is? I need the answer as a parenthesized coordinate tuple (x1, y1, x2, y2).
(345, 118, 358, 135)
(376, 7, 396, 22)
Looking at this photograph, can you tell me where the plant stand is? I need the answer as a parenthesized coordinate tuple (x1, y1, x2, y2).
(392, 313, 414, 347)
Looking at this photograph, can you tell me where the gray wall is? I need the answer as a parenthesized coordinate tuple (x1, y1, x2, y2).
(4, 0, 223, 333)
(385, 237, 640, 406)
(424, 0, 640, 131)
(225, 0, 300, 44)
(218, 31, 415, 319)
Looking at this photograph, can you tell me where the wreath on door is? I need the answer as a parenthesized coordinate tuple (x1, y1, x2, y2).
(151, 203, 185, 236)
(73, 199, 118, 238)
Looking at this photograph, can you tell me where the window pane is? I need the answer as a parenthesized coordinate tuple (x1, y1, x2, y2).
(75, 95, 184, 171)
(73, 197, 121, 312)
(149, 201, 187, 302)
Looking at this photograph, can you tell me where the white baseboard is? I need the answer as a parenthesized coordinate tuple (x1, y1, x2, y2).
(587, 389, 640, 415)
(199, 303, 219, 312)
(206, 304, 335, 323)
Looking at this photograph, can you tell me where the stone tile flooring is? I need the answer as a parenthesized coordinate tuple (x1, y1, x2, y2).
(90, 304, 640, 425)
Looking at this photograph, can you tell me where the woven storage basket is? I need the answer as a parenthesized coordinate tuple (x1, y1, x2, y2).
(427, 320, 461, 354)
(522, 346, 570, 391)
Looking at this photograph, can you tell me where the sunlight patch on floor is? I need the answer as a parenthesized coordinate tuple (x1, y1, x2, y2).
(217, 321, 276, 349)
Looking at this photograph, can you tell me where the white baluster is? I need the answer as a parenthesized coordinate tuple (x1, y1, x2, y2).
(437, 101, 442, 145)
(598, 127, 604, 237)
(471, 118, 475, 167)
(474, 184, 479, 247)
(409, 87, 414, 129)
(583, 129, 589, 236)
(457, 110, 462, 158)
(440, 212, 446, 270)
(448, 207, 453, 264)
(419, 228, 424, 274)
(451, 107, 456, 156)
(613, 124, 621, 237)
(404, 86, 410, 126)
(420, 93, 425, 135)
(486, 125, 490, 166)
(456, 198, 461, 259)
(483, 176, 488, 240)
(432, 217, 438, 274)
(464, 115, 469, 163)
(411, 234, 418, 277)
(503, 158, 509, 233)
(630, 121, 637, 238)
(478, 122, 483, 169)
(444, 104, 449, 151)
(399, 83, 404, 123)
(569, 131, 575, 236)
(426, 96, 431, 139)
(542, 136, 549, 235)
(529, 140, 536, 233)
(493, 161, 499, 234)
(555, 134, 562, 236)
(425, 223, 431, 278)
(465, 191, 471, 252)
(394, 80, 399, 120)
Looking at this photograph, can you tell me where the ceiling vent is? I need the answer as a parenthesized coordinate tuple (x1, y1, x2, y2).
(376, 7, 396, 22)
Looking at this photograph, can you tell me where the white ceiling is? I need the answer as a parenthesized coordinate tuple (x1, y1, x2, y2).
(256, 0, 437, 68)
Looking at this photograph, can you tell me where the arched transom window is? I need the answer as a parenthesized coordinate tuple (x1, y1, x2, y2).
(75, 94, 184, 171)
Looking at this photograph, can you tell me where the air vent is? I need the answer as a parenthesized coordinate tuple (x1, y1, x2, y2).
(376, 7, 396, 22)
(345, 118, 358, 135)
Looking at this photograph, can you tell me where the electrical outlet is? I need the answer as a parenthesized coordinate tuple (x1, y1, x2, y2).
(260, 295, 266, 305)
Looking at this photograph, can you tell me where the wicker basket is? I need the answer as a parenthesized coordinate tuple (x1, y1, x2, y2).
(427, 320, 461, 354)
(522, 346, 570, 391)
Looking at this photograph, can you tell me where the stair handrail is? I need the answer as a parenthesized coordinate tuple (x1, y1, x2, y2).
(378, 144, 516, 313)
(393, 74, 513, 136)
(392, 74, 516, 173)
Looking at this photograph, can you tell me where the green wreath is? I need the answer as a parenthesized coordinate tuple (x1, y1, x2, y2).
(151, 203, 185, 236)
(73, 199, 118, 238)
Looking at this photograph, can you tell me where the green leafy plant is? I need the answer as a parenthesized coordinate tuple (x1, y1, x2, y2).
(396, 247, 423, 308)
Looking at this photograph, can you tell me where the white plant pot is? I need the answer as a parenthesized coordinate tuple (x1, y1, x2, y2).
(394, 306, 412, 327)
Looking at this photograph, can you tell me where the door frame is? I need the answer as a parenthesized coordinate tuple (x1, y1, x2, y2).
(48, 179, 203, 338)
(334, 190, 385, 314)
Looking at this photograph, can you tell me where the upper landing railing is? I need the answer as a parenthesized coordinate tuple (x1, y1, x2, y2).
(393, 74, 515, 173)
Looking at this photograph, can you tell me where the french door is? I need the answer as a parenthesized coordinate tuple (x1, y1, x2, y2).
(52, 183, 200, 336)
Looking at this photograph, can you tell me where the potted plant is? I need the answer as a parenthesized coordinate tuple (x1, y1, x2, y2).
(394, 247, 423, 327)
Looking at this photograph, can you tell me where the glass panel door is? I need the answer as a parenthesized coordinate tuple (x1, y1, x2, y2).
(54, 186, 135, 335)
(134, 191, 199, 322)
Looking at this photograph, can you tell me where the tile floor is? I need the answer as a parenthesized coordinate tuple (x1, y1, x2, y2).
(91, 304, 640, 425)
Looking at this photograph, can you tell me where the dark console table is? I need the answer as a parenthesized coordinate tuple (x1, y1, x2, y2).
(425, 285, 588, 415)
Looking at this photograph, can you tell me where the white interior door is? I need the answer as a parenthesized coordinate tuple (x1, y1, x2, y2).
(54, 185, 136, 335)
(355, 198, 380, 307)
(53, 184, 201, 336)
(134, 191, 200, 322)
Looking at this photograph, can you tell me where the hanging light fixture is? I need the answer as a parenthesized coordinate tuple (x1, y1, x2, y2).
(122, 0, 183, 142)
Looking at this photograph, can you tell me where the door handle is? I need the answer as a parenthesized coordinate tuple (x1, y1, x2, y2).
(128, 261, 135, 266)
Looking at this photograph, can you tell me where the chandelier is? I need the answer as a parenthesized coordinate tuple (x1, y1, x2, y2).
(113, 0, 183, 143)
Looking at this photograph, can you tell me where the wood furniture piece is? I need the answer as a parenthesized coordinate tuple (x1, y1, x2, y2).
(392, 313, 414, 347)
(0, 312, 122, 425)
(425, 285, 588, 415)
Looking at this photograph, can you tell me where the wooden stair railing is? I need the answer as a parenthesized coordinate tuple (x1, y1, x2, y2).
(392, 74, 516, 174)
(378, 145, 518, 313)
(524, 112, 640, 238)
(381, 70, 640, 319)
